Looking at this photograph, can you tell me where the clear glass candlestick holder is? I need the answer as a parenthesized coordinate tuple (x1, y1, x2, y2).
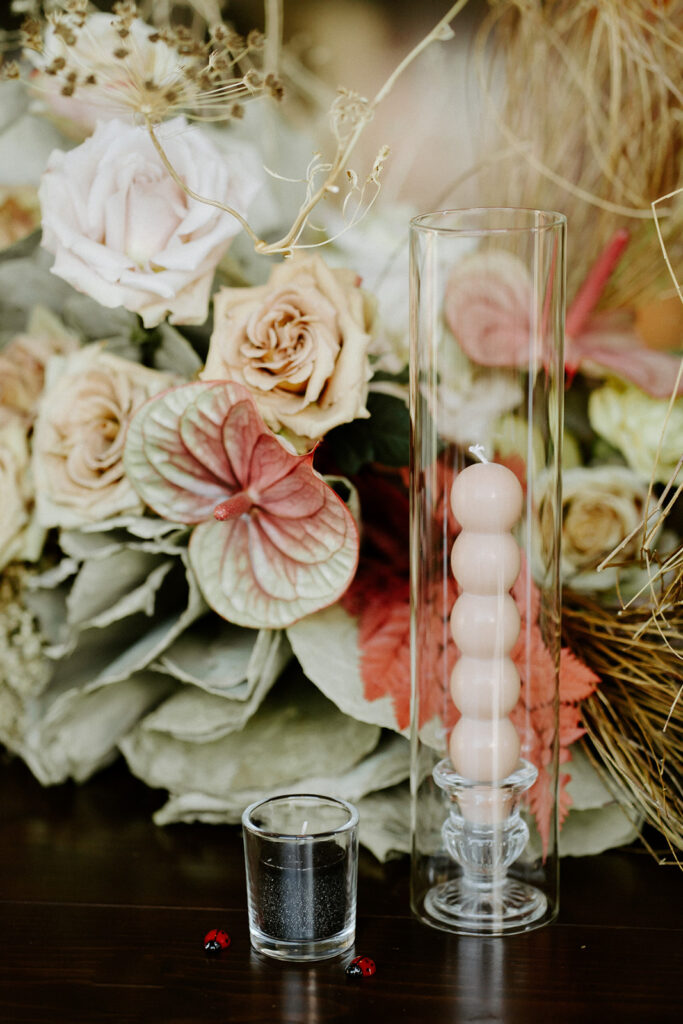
(242, 794, 359, 961)
(409, 208, 566, 935)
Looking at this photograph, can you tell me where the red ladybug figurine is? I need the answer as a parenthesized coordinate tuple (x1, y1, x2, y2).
(203, 929, 231, 955)
(345, 955, 376, 977)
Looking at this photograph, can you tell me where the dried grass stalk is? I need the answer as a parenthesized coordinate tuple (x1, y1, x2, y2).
(475, 0, 683, 305)
(563, 591, 683, 863)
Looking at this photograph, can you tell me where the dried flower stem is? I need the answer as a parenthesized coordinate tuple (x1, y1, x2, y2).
(146, 0, 471, 255)
(263, 0, 282, 80)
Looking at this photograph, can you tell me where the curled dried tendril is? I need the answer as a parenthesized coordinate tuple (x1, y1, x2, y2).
(4, 0, 467, 255)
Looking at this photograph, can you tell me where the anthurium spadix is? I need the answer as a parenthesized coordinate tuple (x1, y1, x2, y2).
(123, 381, 359, 628)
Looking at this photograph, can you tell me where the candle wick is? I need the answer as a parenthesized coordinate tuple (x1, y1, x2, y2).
(468, 444, 489, 464)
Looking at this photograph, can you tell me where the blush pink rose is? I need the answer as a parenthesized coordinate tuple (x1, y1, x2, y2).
(39, 117, 260, 328)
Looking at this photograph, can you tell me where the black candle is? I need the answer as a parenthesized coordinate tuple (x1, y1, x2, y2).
(257, 839, 347, 940)
(243, 794, 358, 960)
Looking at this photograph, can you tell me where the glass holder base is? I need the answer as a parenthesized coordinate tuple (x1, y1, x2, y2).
(248, 922, 355, 962)
(423, 876, 548, 935)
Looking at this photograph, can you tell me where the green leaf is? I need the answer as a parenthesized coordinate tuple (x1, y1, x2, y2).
(324, 418, 375, 475)
(367, 392, 410, 467)
(371, 366, 410, 386)
(324, 392, 410, 474)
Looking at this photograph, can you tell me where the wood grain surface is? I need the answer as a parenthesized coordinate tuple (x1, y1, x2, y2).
(1, 755, 681, 1024)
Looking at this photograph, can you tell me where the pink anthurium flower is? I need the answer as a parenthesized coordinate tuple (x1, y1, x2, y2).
(444, 250, 533, 369)
(445, 230, 682, 398)
(564, 231, 682, 397)
(123, 380, 359, 628)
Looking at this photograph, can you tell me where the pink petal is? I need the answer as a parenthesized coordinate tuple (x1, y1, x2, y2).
(221, 396, 265, 486)
(565, 229, 629, 339)
(124, 382, 230, 522)
(190, 505, 358, 628)
(248, 434, 310, 494)
(445, 251, 533, 368)
(569, 315, 683, 398)
(178, 383, 240, 488)
(258, 457, 326, 518)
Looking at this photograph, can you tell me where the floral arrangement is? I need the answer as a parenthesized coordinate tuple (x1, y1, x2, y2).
(0, 0, 681, 862)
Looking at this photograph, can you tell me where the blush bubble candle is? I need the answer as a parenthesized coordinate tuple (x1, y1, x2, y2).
(448, 461, 523, 788)
(409, 208, 566, 936)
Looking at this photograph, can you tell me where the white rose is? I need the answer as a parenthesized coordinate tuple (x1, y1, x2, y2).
(538, 465, 653, 592)
(589, 380, 683, 484)
(39, 117, 260, 328)
(202, 254, 374, 439)
(0, 417, 40, 572)
(0, 307, 79, 423)
(32, 346, 174, 528)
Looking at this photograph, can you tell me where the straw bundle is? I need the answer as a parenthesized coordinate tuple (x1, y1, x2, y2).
(563, 591, 683, 861)
(475, 0, 683, 304)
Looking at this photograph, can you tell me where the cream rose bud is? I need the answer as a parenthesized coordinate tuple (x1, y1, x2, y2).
(32, 347, 174, 528)
(538, 465, 652, 592)
(202, 254, 374, 439)
(39, 118, 260, 329)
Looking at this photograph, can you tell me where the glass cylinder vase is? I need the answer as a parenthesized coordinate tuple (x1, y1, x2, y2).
(409, 208, 566, 935)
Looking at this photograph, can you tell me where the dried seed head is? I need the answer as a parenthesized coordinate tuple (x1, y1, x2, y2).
(45, 56, 66, 74)
(112, 0, 137, 18)
(52, 22, 77, 46)
(265, 73, 284, 101)
(0, 60, 21, 81)
(20, 17, 43, 52)
(226, 31, 244, 51)
(244, 69, 263, 90)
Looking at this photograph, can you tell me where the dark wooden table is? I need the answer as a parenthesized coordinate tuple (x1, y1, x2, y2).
(1, 756, 681, 1024)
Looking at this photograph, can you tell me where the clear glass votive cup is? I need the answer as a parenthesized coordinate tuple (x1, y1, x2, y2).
(242, 794, 359, 962)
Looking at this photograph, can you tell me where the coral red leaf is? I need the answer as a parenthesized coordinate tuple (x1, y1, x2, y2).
(559, 646, 601, 703)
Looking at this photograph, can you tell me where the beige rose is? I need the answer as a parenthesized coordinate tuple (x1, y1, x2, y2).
(33, 346, 173, 528)
(0, 308, 79, 423)
(0, 417, 42, 572)
(202, 254, 374, 439)
(538, 465, 652, 592)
